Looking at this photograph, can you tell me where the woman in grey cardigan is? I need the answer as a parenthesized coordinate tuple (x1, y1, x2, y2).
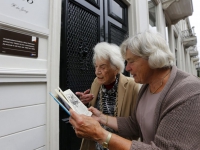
(69, 31, 200, 150)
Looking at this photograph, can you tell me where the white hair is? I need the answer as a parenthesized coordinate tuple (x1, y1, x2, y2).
(120, 30, 175, 69)
(93, 42, 125, 73)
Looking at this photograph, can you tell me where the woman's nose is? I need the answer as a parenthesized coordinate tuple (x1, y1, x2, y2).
(95, 69, 101, 74)
(125, 64, 131, 72)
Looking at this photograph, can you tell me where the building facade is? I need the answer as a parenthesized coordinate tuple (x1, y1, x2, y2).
(0, 0, 198, 150)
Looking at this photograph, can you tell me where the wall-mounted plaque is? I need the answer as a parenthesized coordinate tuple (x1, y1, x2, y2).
(0, 29, 38, 58)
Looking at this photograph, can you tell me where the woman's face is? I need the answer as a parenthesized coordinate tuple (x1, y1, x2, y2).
(125, 49, 152, 84)
(95, 58, 118, 85)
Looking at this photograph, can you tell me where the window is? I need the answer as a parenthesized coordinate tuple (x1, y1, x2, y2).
(108, 0, 127, 24)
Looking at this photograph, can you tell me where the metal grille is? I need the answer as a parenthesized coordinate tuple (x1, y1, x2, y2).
(109, 23, 129, 76)
(60, 1, 98, 93)
(110, 23, 128, 46)
(60, 1, 99, 150)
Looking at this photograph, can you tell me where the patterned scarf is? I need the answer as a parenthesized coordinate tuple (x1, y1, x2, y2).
(95, 74, 120, 150)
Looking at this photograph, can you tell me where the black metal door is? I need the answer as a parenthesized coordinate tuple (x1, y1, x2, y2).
(60, 0, 128, 149)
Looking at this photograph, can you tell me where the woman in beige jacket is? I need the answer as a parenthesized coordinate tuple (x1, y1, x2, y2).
(76, 42, 139, 150)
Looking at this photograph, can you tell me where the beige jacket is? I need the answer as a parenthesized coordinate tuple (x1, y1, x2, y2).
(80, 73, 139, 150)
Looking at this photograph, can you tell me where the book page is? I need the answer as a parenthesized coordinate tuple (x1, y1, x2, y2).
(62, 89, 92, 116)
(55, 89, 75, 110)
(55, 94, 71, 110)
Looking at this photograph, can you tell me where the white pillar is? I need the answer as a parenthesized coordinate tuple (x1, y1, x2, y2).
(177, 36, 183, 70)
(181, 44, 186, 71)
(168, 26, 176, 60)
(128, 0, 152, 36)
(190, 57, 193, 74)
(185, 48, 191, 73)
(47, 0, 62, 149)
(156, 2, 166, 38)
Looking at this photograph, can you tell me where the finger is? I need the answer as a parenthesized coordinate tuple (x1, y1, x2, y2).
(69, 115, 76, 127)
(88, 106, 95, 112)
(75, 92, 83, 96)
(85, 94, 94, 100)
(80, 95, 91, 102)
(69, 109, 79, 123)
(81, 100, 88, 105)
(84, 89, 90, 94)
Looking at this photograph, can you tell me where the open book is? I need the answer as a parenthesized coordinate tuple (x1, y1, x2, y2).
(50, 87, 92, 116)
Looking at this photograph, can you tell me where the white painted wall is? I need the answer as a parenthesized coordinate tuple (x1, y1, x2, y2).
(0, 0, 51, 149)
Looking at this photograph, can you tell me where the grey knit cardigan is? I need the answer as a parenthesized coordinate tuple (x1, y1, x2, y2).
(117, 66, 200, 150)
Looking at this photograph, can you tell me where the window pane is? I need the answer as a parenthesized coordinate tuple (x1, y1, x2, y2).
(110, 0, 123, 19)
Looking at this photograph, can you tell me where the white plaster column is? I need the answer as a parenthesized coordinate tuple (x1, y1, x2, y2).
(190, 58, 194, 74)
(181, 44, 186, 71)
(128, 0, 149, 35)
(192, 58, 199, 75)
(192, 63, 195, 75)
(156, 2, 167, 38)
(194, 62, 199, 76)
(168, 25, 175, 58)
(127, 0, 137, 36)
(47, 0, 62, 149)
(176, 35, 183, 70)
(185, 48, 191, 73)
(136, 0, 149, 33)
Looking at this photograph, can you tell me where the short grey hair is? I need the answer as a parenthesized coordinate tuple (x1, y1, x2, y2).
(120, 30, 175, 69)
(93, 42, 125, 73)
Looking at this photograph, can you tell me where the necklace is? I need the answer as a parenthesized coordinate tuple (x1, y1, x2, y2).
(150, 70, 171, 94)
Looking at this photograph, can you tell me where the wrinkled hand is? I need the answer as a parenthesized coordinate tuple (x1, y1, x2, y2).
(69, 109, 106, 142)
(89, 106, 102, 123)
(76, 89, 94, 104)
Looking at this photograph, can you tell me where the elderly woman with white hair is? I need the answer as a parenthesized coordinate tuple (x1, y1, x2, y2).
(76, 42, 139, 150)
(71, 31, 200, 150)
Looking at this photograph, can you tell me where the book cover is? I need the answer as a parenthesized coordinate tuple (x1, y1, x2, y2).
(49, 92, 71, 115)
(50, 87, 92, 116)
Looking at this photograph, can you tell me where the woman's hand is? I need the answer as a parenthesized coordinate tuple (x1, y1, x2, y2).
(89, 107, 119, 131)
(69, 109, 108, 143)
(88, 106, 102, 122)
(76, 89, 94, 104)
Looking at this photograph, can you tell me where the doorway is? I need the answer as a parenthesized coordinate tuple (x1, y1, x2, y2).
(60, 0, 129, 149)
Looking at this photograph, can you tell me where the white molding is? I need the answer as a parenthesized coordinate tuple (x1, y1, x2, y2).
(0, 25, 48, 39)
(0, 13, 49, 37)
(192, 57, 199, 62)
(0, 68, 47, 82)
